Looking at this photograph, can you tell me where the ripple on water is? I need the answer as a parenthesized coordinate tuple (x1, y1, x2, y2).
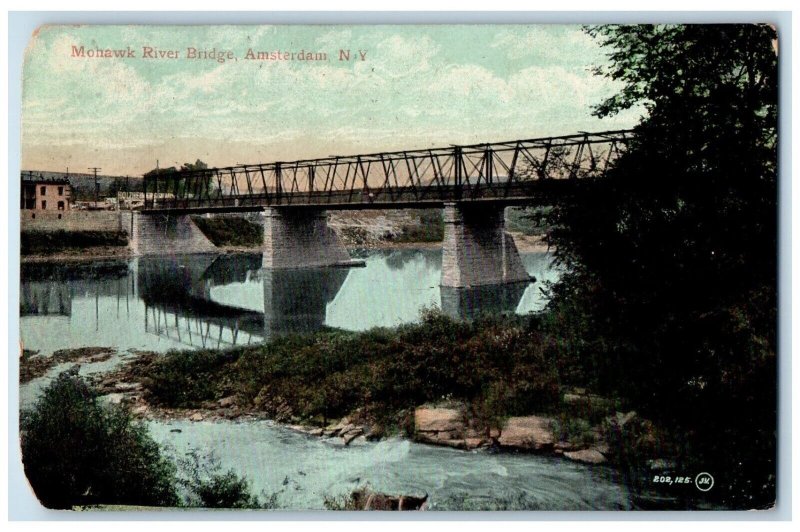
(148, 419, 632, 511)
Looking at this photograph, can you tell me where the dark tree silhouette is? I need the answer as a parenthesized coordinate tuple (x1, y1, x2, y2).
(545, 24, 778, 509)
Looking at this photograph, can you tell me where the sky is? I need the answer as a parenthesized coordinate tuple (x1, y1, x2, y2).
(21, 25, 642, 176)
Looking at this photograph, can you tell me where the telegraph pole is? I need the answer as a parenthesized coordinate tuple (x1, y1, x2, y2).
(88, 167, 101, 208)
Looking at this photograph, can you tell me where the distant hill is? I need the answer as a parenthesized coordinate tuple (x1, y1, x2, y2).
(21, 170, 144, 201)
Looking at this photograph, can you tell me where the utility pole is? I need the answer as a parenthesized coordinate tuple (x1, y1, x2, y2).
(88, 167, 101, 208)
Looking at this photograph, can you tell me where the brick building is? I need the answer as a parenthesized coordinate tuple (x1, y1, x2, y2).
(21, 172, 71, 211)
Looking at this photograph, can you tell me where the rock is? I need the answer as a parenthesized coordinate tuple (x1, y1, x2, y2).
(497, 416, 555, 451)
(364, 425, 384, 441)
(308, 428, 324, 437)
(346, 435, 367, 446)
(438, 439, 466, 450)
(414, 407, 468, 448)
(564, 449, 607, 464)
(327, 418, 352, 437)
(342, 427, 364, 445)
(414, 432, 439, 445)
(464, 438, 485, 450)
(465, 428, 483, 439)
(648, 458, 677, 471)
(104, 393, 125, 405)
(112, 381, 142, 392)
(554, 441, 579, 452)
(349, 488, 428, 511)
(189, 412, 203, 422)
(592, 442, 611, 456)
(414, 407, 463, 433)
(564, 393, 586, 405)
(218, 396, 236, 408)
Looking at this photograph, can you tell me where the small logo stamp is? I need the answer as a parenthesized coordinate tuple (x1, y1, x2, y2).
(695, 472, 715, 492)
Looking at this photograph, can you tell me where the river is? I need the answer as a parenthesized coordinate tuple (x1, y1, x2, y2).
(20, 249, 561, 356)
(18, 249, 656, 511)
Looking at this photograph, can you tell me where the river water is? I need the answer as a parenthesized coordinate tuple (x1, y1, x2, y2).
(20, 249, 560, 356)
(18, 250, 655, 511)
(149, 420, 632, 511)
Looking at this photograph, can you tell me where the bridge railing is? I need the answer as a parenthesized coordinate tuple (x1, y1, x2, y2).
(143, 129, 634, 211)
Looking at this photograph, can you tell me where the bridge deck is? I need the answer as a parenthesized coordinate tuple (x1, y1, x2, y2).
(142, 130, 633, 214)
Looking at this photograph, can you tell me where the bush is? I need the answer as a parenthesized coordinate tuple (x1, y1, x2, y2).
(139, 309, 564, 431)
(20, 370, 179, 509)
(142, 348, 240, 408)
(191, 216, 262, 247)
(178, 450, 277, 509)
(21, 230, 128, 255)
(391, 211, 444, 242)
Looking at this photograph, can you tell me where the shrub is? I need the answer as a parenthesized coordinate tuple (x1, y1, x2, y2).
(140, 309, 565, 432)
(21, 230, 128, 255)
(191, 216, 262, 247)
(392, 211, 444, 243)
(177, 450, 277, 509)
(20, 370, 179, 509)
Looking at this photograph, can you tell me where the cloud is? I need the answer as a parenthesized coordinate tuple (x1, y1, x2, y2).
(22, 25, 641, 174)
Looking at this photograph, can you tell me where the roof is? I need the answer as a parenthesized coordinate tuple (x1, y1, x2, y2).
(21, 171, 71, 185)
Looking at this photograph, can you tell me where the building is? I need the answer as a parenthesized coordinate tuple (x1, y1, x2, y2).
(21, 172, 71, 211)
(116, 191, 175, 210)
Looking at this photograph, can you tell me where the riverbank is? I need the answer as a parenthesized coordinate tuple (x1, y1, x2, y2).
(94, 364, 638, 469)
(21, 245, 132, 263)
(20, 231, 547, 263)
(20, 206, 548, 261)
(68, 309, 670, 476)
(19, 317, 681, 510)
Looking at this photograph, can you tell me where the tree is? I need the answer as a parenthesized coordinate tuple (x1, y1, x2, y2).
(21, 370, 180, 509)
(545, 25, 777, 509)
(143, 159, 214, 201)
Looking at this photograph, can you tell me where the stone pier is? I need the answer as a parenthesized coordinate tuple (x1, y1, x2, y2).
(129, 212, 217, 256)
(441, 203, 531, 288)
(262, 208, 358, 269)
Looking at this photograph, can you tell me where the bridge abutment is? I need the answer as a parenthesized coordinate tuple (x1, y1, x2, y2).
(129, 212, 218, 256)
(262, 208, 356, 269)
(441, 203, 531, 288)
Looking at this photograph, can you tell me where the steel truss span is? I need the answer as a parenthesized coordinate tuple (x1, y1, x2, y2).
(143, 130, 634, 213)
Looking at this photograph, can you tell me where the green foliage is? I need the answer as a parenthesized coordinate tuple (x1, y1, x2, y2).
(191, 216, 263, 247)
(391, 211, 445, 242)
(541, 24, 777, 508)
(550, 415, 595, 447)
(144, 160, 214, 199)
(139, 309, 562, 431)
(506, 206, 551, 236)
(142, 348, 240, 408)
(431, 492, 538, 511)
(21, 230, 128, 255)
(177, 450, 277, 509)
(322, 492, 361, 510)
(21, 370, 179, 509)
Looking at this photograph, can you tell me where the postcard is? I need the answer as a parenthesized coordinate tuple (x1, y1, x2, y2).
(17, 22, 779, 512)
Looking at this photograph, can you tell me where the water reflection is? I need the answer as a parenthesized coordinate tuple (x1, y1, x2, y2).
(440, 283, 531, 320)
(262, 268, 350, 337)
(20, 250, 559, 356)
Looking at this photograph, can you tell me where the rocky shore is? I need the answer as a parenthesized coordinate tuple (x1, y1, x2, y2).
(88, 362, 645, 468)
